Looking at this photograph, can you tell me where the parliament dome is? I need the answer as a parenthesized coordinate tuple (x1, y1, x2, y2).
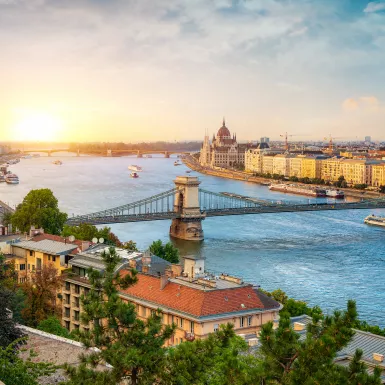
(217, 118, 231, 138)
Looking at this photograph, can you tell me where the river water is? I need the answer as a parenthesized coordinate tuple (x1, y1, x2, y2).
(1, 154, 385, 326)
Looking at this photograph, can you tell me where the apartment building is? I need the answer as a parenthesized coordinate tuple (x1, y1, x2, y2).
(273, 154, 293, 177)
(321, 157, 343, 182)
(62, 246, 281, 346)
(261, 154, 275, 174)
(244, 143, 271, 173)
(339, 160, 375, 186)
(372, 163, 385, 187)
(289, 156, 303, 178)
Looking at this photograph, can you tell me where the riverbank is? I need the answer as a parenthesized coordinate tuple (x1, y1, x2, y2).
(183, 155, 383, 199)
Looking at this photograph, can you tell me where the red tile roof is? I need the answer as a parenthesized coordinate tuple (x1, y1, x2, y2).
(31, 234, 86, 254)
(119, 272, 278, 318)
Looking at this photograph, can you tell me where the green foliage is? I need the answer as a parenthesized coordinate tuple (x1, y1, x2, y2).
(164, 324, 254, 385)
(380, 185, 385, 194)
(354, 183, 368, 190)
(64, 247, 175, 385)
(334, 175, 348, 188)
(255, 301, 381, 384)
(149, 240, 180, 263)
(10, 188, 67, 234)
(0, 340, 56, 385)
(62, 224, 137, 249)
(37, 316, 72, 339)
(253, 172, 326, 185)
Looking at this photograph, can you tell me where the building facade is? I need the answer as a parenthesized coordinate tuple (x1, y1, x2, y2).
(245, 143, 271, 173)
(372, 164, 385, 187)
(62, 246, 281, 346)
(199, 119, 251, 168)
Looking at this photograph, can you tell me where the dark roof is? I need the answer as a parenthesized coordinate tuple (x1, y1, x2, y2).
(253, 289, 281, 310)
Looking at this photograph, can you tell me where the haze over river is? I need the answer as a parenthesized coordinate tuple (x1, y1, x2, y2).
(2, 154, 385, 326)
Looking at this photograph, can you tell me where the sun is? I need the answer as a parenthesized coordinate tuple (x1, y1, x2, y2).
(12, 112, 64, 141)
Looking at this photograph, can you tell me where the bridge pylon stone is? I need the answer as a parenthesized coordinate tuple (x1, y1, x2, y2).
(170, 176, 205, 241)
(164, 151, 170, 158)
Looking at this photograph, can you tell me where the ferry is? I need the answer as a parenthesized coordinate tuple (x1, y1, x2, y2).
(326, 189, 345, 199)
(128, 165, 143, 172)
(364, 215, 385, 228)
(52, 160, 62, 165)
(269, 184, 326, 197)
(130, 172, 139, 178)
(5, 174, 19, 184)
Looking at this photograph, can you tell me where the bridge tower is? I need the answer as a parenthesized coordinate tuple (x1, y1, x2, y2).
(137, 150, 143, 158)
(170, 176, 205, 241)
(48, 150, 52, 157)
(107, 149, 112, 157)
(164, 151, 170, 158)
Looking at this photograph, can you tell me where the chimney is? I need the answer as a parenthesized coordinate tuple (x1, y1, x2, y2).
(170, 264, 183, 277)
(160, 275, 168, 290)
(129, 259, 137, 269)
(293, 322, 306, 331)
(373, 353, 384, 362)
(81, 241, 91, 251)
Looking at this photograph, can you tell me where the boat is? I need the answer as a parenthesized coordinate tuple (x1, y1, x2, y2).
(269, 184, 326, 197)
(52, 160, 62, 165)
(326, 189, 345, 199)
(144, 155, 152, 158)
(130, 172, 139, 178)
(186, 170, 191, 174)
(364, 215, 385, 228)
(5, 174, 19, 184)
(128, 165, 143, 172)
(174, 161, 181, 166)
(0, 175, 5, 183)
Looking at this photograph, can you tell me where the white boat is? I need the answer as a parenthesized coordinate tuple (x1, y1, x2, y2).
(174, 161, 181, 166)
(326, 189, 345, 199)
(128, 165, 143, 172)
(269, 183, 326, 197)
(0, 175, 5, 183)
(144, 155, 152, 158)
(5, 174, 19, 184)
(364, 215, 385, 228)
(52, 160, 62, 165)
(130, 172, 139, 178)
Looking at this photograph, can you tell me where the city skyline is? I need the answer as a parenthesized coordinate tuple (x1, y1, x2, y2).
(1, 0, 385, 142)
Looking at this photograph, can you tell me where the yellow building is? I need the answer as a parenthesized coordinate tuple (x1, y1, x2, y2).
(372, 163, 385, 187)
(11, 239, 79, 277)
(321, 158, 343, 182)
(63, 247, 281, 346)
(301, 157, 325, 179)
(273, 154, 293, 177)
(261, 154, 275, 174)
(244, 143, 271, 173)
(339, 159, 379, 186)
(289, 156, 303, 178)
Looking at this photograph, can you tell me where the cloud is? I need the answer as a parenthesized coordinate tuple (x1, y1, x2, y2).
(364, 2, 385, 13)
(342, 96, 381, 112)
(288, 26, 308, 37)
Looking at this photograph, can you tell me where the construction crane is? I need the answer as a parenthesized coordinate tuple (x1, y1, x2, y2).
(280, 132, 301, 151)
(324, 135, 345, 152)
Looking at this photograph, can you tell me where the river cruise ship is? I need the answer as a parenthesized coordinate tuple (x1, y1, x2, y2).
(128, 165, 143, 172)
(364, 215, 385, 228)
(325, 189, 345, 199)
(269, 184, 326, 197)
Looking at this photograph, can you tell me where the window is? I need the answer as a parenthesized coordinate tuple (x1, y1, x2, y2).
(74, 310, 80, 321)
(151, 309, 155, 317)
(65, 308, 70, 317)
(65, 321, 70, 330)
(48, 256, 51, 261)
(19, 264, 26, 271)
(190, 321, 194, 333)
(32, 265, 35, 271)
(74, 285, 80, 294)
(29, 250, 33, 256)
(28, 264, 30, 270)
(180, 318, 184, 328)
(84, 288, 89, 296)
(141, 306, 146, 317)
(214, 324, 219, 332)
(65, 282, 71, 291)
(247, 316, 252, 326)
(240, 317, 244, 328)
(52, 256, 56, 262)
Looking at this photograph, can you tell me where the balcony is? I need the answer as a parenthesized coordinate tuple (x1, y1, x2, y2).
(63, 299, 71, 306)
(63, 313, 71, 320)
(184, 331, 195, 342)
(72, 316, 80, 323)
(72, 301, 80, 309)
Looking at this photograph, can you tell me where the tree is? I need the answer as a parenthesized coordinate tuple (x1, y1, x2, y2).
(21, 265, 62, 327)
(10, 189, 67, 234)
(37, 316, 72, 339)
(380, 185, 385, 194)
(164, 324, 253, 385)
(149, 240, 179, 263)
(62, 224, 137, 249)
(0, 341, 55, 385)
(64, 247, 175, 385)
(254, 301, 381, 384)
(0, 288, 24, 349)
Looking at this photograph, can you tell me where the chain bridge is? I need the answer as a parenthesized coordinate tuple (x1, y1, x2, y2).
(66, 176, 385, 241)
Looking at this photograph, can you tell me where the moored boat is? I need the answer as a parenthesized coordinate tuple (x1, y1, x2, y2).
(128, 165, 143, 172)
(5, 174, 19, 184)
(326, 189, 345, 199)
(0, 175, 5, 183)
(130, 172, 139, 178)
(364, 215, 385, 228)
(269, 184, 326, 197)
(174, 161, 181, 166)
(52, 160, 62, 165)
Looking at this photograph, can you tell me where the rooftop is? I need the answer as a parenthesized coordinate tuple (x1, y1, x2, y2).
(13, 239, 79, 255)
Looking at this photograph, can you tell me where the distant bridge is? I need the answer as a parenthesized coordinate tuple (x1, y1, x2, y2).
(25, 149, 191, 158)
(66, 176, 385, 241)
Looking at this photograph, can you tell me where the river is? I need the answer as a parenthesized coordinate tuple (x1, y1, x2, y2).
(1, 154, 385, 326)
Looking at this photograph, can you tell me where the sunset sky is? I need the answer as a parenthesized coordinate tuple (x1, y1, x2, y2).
(1, 0, 385, 142)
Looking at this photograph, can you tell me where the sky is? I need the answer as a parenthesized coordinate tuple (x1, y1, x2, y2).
(0, 0, 385, 142)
